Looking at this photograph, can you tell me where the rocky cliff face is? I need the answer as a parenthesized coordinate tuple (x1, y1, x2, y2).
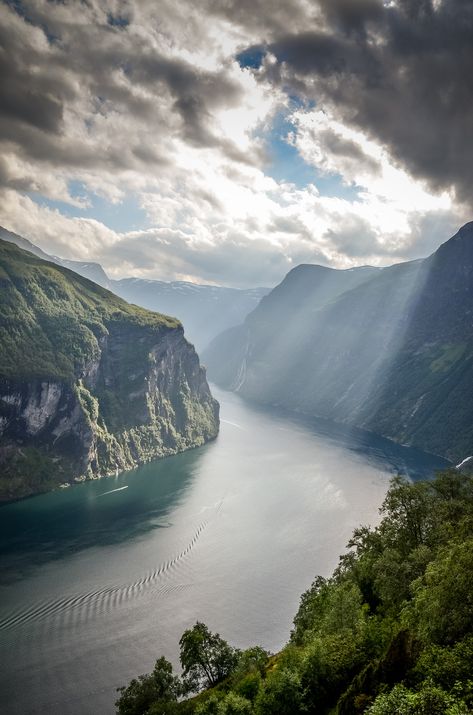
(0, 240, 219, 501)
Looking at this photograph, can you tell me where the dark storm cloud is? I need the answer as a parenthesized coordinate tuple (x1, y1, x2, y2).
(206, 0, 316, 36)
(0, 16, 71, 135)
(317, 129, 380, 176)
(0, 0, 249, 185)
(317, 0, 383, 36)
(247, 0, 473, 203)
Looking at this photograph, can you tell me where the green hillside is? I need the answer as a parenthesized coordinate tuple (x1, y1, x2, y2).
(0, 239, 219, 501)
(0, 238, 179, 382)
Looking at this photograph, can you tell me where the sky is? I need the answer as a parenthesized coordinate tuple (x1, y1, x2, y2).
(0, 0, 472, 288)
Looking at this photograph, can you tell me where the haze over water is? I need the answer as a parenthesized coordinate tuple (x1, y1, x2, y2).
(0, 388, 448, 715)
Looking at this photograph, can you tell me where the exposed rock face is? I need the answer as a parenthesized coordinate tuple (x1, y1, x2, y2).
(0, 240, 219, 501)
(0, 325, 218, 502)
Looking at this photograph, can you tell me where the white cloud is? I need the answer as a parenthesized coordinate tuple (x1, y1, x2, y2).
(0, 0, 469, 288)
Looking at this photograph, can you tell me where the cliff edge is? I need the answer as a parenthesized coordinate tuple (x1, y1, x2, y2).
(0, 239, 219, 501)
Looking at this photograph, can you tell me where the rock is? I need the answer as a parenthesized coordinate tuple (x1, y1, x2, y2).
(0, 239, 219, 502)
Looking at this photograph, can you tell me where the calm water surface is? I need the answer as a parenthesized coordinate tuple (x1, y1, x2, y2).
(0, 388, 449, 714)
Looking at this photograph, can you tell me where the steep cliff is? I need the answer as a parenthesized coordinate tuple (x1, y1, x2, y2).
(204, 223, 473, 462)
(0, 239, 219, 501)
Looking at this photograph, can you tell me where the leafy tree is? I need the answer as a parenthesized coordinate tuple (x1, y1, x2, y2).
(254, 667, 306, 715)
(234, 673, 261, 702)
(218, 692, 253, 714)
(366, 682, 469, 714)
(409, 539, 473, 644)
(195, 694, 224, 715)
(291, 576, 330, 645)
(377, 477, 433, 555)
(196, 692, 252, 715)
(116, 656, 181, 715)
(234, 647, 269, 678)
(415, 636, 473, 692)
(179, 622, 239, 692)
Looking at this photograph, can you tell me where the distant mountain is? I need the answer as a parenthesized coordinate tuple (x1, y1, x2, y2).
(203, 263, 381, 390)
(0, 226, 112, 289)
(112, 278, 269, 351)
(58, 258, 112, 289)
(204, 222, 473, 462)
(0, 239, 218, 501)
(0, 227, 269, 351)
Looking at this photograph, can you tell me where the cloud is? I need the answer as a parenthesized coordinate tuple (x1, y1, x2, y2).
(0, 0, 261, 188)
(0, 0, 470, 288)
(252, 0, 473, 204)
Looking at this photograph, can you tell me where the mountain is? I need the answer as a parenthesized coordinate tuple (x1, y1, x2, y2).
(58, 258, 112, 289)
(0, 239, 219, 501)
(0, 227, 269, 351)
(0, 226, 112, 289)
(111, 278, 269, 352)
(204, 222, 473, 462)
(203, 263, 381, 389)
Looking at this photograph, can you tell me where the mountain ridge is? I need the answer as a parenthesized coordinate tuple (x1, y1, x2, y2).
(204, 222, 473, 462)
(0, 226, 270, 351)
(0, 238, 219, 501)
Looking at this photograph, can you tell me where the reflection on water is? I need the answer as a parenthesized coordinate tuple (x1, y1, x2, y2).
(0, 388, 449, 715)
(0, 449, 204, 582)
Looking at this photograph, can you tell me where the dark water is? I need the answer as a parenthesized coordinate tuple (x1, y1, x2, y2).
(0, 388, 449, 715)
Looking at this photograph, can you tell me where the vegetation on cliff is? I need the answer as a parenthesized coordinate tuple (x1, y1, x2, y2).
(0, 238, 179, 382)
(0, 239, 219, 501)
(117, 469, 473, 714)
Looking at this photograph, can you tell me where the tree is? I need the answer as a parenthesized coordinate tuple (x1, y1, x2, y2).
(409, 539, 473, 645)
(179, 622, 239, 692)
(379, 477, 432, 555)
(218, 692, 253, 715)
(291, 576, 330, 645)
(116, 656, 181, 715)
(254, 667, 306, 715)
(366, 682, 469, 714)
(234, 646, 269, 678)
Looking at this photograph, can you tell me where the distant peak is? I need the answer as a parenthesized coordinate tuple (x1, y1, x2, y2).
(431, 220, 473, 266)
(287, 263, 333, 276)
(439, 220, 473, 249)
(457, 221, 473, 237)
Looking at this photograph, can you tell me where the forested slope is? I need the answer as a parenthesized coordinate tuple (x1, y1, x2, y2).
(117, 469, 473, 714)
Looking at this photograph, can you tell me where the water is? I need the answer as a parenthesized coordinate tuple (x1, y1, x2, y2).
(0, 388, 449, 714)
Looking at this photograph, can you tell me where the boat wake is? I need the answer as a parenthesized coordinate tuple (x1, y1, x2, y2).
(97, 486, 129, 497)
(0, 502, 223, 635)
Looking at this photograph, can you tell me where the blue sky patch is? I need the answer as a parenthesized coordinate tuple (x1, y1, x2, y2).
(264, 109, 361, 200)
(107, 13, 130, 29)
(30, 181, 148, 233)
(236, 46, 266, 70)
